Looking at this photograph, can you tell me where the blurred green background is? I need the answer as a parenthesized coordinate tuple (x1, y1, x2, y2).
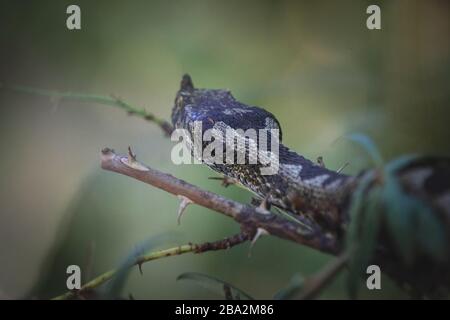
(0, 0, 449, 299)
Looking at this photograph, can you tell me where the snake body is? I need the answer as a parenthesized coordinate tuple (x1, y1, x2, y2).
(170, 74, 450, 294)
(171, 75, 355, 237)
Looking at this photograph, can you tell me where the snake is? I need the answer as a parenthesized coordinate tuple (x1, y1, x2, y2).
(170, 74, 450, 244)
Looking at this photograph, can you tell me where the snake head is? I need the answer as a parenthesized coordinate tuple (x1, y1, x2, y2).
(171, 74, 283, 141)
(180, 74, 194, 92)
(171, 74, 197, 130)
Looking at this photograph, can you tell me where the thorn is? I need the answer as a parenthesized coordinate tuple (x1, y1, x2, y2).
(259, 196, 271, 211)
(317, 156, 326, 168)
(110, 94, 126, 108)
(177, 195, 193, 225)
(120, 147, 148, 171)
(127, 146, 137, 164)
(337, 162, 349, 173)
(248, 228, 269, 257)
(251, 196, 271, 214)
(208, 176, 236, 188)
(137, 262, 143, 276)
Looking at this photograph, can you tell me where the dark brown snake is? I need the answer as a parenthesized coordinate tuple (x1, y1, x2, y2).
(171, 74, 450, 244)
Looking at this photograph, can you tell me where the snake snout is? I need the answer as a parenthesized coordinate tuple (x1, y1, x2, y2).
(180, 74, 194, 91)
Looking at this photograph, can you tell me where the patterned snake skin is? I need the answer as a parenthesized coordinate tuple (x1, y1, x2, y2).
(170, 74, 450, 293)
(171, 75, 356, 238)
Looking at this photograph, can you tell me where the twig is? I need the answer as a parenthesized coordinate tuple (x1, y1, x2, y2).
(297, 250, 351, 300)
(0, 84, 173, 136)
(100, 148, 341, 254)
(194, 233, 251, 253)
(53, 234, 249, 300)
(5, 84, 347, 299)
(53, 244, 195, 300)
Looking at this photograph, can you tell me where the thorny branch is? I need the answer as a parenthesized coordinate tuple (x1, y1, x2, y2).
(0, 83, 173, 136)
(100, 148, 340, 255)
(53, 235, 249, 300)
(2, 85, 346, 299)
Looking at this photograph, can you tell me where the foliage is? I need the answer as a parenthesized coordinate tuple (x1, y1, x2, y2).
(273, 274, 304, 300)
(345, 135, 448, 298)
(100, 234, 176, 299)
(177, 272, 254, 300)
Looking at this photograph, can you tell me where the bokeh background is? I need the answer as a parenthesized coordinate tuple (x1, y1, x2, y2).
(0, 0, 449, 299)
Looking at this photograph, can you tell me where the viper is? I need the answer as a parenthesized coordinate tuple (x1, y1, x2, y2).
(171, 74, 450, 244)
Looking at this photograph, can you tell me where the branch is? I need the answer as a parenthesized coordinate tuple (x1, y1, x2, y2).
(297, 250, 351, 300)
(0, 83, 173, 136)
(5, 84, 347, 299)
(53, 244, 194, 300)
(53, 233, 249, 300)
(100, 148, 341, 255)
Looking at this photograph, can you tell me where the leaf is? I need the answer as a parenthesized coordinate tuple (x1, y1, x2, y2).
(346, 171, 375, 247)
(356, 187, 383, 271)
(346, 182, 382, 298)
(177, 272, 254, 300)
(273, 273, 304, 300)
(101, 233, 176, 299)
(345, 133, 383, 167)
(384, 154, 420, 174)
(381, 176, 416, 265)
(382, 156, 447, 264)
(415, 200, 448, 262)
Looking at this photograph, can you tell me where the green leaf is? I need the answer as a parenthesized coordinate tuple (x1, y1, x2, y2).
(345, 133, 383, 167)
(101, 233, 175, 299)
(346, 171, 375, 247)
(273, 274, 304, 300)
(385, 154, 420, 174)
(382, 161, 447, 264)
(381, 176, 416, 265)
(415, 200, 448, 262)
(356, 187, 383, 270)
(177, 272, 254, 300)
(347, 183, 382, 298)
(346, 171, 377, 298)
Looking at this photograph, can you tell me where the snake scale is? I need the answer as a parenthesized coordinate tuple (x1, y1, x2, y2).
(171, 74, 450, 245)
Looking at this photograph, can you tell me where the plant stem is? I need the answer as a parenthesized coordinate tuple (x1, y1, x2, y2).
(1, 83, 173, 135)
(52, 244, 195, 300)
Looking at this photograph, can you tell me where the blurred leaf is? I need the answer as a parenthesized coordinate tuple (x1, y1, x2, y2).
(382, 156, 447, 265)
(356, 187, 382, 271)
(346, 172, 375, 246)
(382, 176, 416, 265)
(101, 233, 175, 299)
(347, 178, 382, 298)
(415, 199, 447, 262)
(345, 133, 383, 167)
(385, 154, 420, 173)
(177, 272, 254, 300)
(346, 172, 374, 295)
(273, 273, 303, 300)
